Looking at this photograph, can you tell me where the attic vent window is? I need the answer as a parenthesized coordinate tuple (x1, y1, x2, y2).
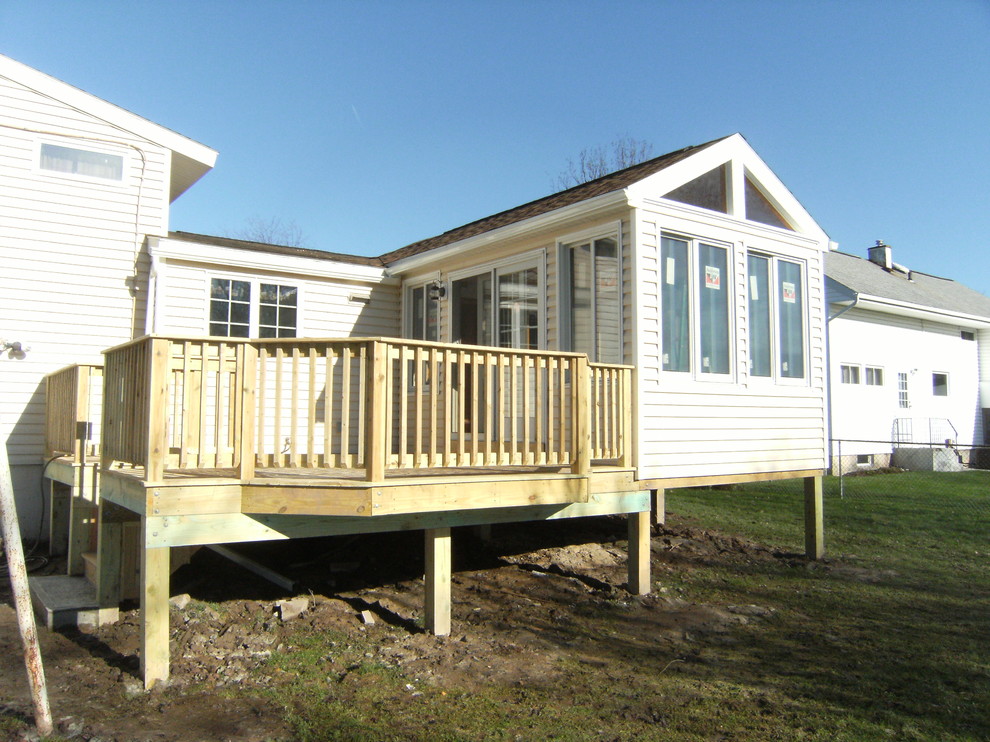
(40, 143, 123, 181)
(662, 164, 727, 213)
(744, 174, 791, 230)
(961, 330, 975, 341)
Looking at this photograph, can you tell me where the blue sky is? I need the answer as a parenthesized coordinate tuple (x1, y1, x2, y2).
(3, 1, 989, 294)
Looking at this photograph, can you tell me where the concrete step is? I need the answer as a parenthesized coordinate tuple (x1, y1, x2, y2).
(28, 575, 118, 630)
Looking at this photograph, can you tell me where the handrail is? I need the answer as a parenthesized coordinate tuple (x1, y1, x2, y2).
(44, 364, 103, 463)
(95, 336, 634, 481)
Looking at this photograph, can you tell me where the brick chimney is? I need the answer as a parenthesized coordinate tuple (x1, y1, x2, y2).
(868, 240, 892, 270)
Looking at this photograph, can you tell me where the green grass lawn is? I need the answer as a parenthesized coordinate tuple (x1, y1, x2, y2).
(666, 471, 990, 741)
(264, 471, 990, 741)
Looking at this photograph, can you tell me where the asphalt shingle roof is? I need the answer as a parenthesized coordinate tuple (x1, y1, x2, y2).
(168, 231, 384, 267)
(168, 136, 732, 269)
(826, 250, 990, 319)
(377, 135, 730, 265)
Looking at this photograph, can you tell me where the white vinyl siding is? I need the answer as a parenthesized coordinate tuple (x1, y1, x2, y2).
(0, 70, 171, 507)
(635, 203, 828, 482)
(156, 259, 400, 339)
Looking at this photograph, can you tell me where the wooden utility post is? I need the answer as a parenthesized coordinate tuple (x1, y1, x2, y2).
(0, 414, 54, 736)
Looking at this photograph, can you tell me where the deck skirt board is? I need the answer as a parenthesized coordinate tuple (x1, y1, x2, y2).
(93, 463, 637, 518)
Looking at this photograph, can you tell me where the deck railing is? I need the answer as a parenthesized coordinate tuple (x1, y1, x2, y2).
(95, 336, 633, 482)
(44, 363, 103, 463)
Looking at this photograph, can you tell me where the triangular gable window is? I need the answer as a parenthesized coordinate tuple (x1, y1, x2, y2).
(745, 174, 792, 230)
(662, 164, 727, 213)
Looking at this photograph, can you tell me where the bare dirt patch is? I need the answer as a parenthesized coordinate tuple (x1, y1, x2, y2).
(1, 515, 800, 741)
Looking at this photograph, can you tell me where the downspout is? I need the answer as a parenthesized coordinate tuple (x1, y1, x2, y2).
(145, 239, 162, 336)
(825, 293, 859, 473)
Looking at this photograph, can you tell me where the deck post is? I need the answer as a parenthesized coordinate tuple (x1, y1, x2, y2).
(571, 356, 591, 478)
(651, 488, 665, 527)
(47, 480, 68, 557)
(627, 510, 651, 595)
(140, 518, 171, 689)
(804, 475, 825, 560)
(146, 338, 171, 482)
(365, 340, 387, 482)
(619, 367, 634, 468)
(424, 527, 451, 636)
(237, 343, 258, 480)
(74, 364, 92, 464)
(96, 500, 123, 621)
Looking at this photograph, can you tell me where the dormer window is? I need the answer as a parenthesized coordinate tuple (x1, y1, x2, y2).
(39, 143, 123, 181)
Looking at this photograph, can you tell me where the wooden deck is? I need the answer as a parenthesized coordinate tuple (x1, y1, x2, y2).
(44, 335, 650, 688)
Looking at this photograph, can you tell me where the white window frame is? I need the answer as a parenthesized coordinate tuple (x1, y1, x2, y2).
(205, 274, 303, 338)
(898, 372, 910, 408)
(405, 278, 441, 343)
(840, 364, 861, 384)
(446, 249, 547, 350)
(557, 222, 623, 363)
(35, 138, 129, 186)
(660, 232, 735, 381)
(865, 366, 884, 386)
(932, 371, 949, 397)
(745, 251, 809, 385)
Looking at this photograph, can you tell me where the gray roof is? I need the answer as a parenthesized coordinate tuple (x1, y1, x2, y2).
(825, 250, 990, 319)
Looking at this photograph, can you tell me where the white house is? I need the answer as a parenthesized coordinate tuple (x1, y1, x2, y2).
(0, 53, 216, 526)
(2, 54, 838, 685)
(826, 243, 990, 471)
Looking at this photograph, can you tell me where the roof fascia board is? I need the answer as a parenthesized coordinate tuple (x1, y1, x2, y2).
(385, 189, 630, 275)
(850, 293, 990, 328)
(151, 236, 395, 284)
(0, 55, 217, 171)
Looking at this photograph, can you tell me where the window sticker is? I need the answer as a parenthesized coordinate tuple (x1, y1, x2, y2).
(665, 257, 676, 285)
(782, 281, 796, 303)
(749, 275, 759, 301)
(705, 265, 720, 290)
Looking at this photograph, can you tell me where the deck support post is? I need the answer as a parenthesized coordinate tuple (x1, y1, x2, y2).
(627, 510, 651, 595)
(96, 500, 123, 623)
(424, 527, 451, 636)
(651, 488, 665, 527)
(140, 519, 171, 689)
(47, 480, 69, 557)
(804, 475, 824, 560)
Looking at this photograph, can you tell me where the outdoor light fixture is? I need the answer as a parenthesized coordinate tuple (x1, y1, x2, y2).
(0, 340, 29, 360)
(428, 280, 446, 301)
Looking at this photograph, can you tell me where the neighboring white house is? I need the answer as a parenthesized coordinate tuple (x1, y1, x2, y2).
(0, 53, 217, 526)
(826, 243, 990, 471)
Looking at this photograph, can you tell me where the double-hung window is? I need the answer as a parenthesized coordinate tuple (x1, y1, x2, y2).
(209, 277, 298, 338)
(661, 235, 731, 376)
(560, 232, 621, 363)
(746, 253, 806, 380)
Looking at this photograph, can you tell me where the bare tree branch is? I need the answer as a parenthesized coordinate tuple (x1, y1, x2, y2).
(554, 136, 655, 190)
(233, 216, 308, 247)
